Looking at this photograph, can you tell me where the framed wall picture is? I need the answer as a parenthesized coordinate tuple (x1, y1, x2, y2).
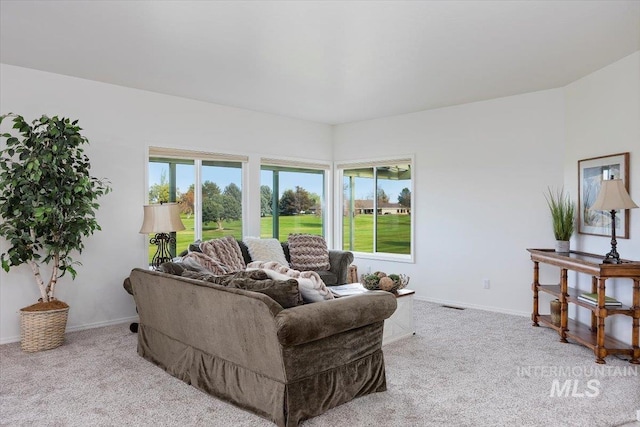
(578, 152, 630, 238)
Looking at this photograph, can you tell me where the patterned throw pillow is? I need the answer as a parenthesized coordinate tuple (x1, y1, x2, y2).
(287, 234, 331, 271)
(199, 236, 246, 272)
(244, 237, 289, 266)
(182, 251, 234, 275)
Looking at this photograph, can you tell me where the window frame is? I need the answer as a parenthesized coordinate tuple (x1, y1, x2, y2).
(335, 155, 414, 262)
(260, 157, 332, 246)
(146, 146, 248, 260)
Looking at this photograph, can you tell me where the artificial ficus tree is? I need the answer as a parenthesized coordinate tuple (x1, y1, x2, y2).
(0, 114, 111, 303)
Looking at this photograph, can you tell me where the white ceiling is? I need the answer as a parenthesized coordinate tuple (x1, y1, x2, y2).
(1, 1, 639, 125)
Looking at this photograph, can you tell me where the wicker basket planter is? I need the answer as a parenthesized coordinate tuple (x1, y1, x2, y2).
(19, 303, 69, 353)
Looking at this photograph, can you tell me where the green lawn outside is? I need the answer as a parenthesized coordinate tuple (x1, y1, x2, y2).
(342, 214, 411, 254)
(259, 215, 323, 240)
(149, 213, 410, 263)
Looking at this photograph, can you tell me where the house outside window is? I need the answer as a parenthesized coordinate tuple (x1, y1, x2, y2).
(338, 158, 413, 259)
(147, 147, 247, 264)
(260, 159, 329, 242)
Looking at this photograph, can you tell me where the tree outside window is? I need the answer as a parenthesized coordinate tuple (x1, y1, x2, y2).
(260, 166, 326, 241)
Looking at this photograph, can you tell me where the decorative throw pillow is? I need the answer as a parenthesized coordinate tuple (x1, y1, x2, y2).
(244, 237, 289, 266)
(182, 251, 234, 275)
(181, 270, 219, 282)
(157, 262, 186, 276)
(247, 261, 334, 303)
(199, 236, 246, 272)
(287, 233, 331, 271)
(225, 277, 303, 308)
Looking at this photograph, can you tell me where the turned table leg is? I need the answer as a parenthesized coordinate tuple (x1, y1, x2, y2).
(560, 268, 568, 343)
(595, 277, 607, 364)
(631, 278, 640, 364)
(532, 261, 540, 327)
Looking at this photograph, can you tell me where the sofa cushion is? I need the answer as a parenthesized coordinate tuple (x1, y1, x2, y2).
(199, 236, 246, 272)
(316, 270, 338, 286)
(244, 237, 289, 266)
(287, 234, 331, 271)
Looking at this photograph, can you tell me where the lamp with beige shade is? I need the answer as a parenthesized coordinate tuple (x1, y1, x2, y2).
(139, 203, 186, 269)
(590, 177, 638, 264)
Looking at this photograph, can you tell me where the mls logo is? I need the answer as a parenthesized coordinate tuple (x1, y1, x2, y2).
(550, 379, 600, 398)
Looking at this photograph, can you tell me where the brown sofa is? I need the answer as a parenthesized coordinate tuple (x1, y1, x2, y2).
(129, 268, 397, 427)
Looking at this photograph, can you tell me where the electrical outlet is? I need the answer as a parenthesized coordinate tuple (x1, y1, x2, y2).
(483, 279, 490, 289)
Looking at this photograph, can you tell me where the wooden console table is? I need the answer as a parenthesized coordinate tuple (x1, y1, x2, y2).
(528, 249, 640, 364)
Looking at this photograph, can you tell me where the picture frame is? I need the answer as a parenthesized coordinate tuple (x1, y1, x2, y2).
(578, 152, 630, 238)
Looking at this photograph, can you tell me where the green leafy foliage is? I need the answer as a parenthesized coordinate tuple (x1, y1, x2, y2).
(0, 114, 111, 301)
(148, 169, 169, 203)
(398, 187, 411, 207)
(279, 186, 313, 215)
(260, 185, 273, 217)
(544, 187, 575, 241)
(201, 182, 242, 230)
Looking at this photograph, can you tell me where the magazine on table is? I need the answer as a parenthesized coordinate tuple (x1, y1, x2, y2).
(330, 283, 369, 296)
(577, 292, 622, 306)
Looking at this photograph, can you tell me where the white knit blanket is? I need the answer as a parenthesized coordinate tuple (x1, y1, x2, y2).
(246, 261, 334, 303)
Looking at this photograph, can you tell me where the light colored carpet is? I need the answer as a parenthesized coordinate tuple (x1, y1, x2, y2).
(1, 301, 639, 426)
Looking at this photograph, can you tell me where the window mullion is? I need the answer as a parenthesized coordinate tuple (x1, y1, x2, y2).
(272, 170, 279, 239)
(373, 167, 377, 253)
(349, 175, 355, 251)
(194, 159, 203, 241)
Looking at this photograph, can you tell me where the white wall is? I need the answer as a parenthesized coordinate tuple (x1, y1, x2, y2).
(564, 51, 640, 342)
(2, 51, 638, 346)
(333, 51, 640, 346)
(334, 89, 566, 316)
(0, 64, 332, 343)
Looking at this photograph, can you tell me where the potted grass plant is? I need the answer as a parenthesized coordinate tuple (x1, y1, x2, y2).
(0, 113, 111, 352)
(544, 187, 575, 253)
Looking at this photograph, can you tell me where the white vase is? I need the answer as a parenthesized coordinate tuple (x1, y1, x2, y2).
(555, 240, 570, 253)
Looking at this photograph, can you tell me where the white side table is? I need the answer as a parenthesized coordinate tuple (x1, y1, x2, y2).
(383, 289, 415, 345)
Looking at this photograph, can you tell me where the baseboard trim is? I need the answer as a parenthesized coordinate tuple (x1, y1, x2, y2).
(0, 316, 139, 345)
(414, 295, 530, 318)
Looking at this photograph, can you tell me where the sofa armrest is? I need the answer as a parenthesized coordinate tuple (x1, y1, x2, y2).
(328, 249, 354, 284)
(275, 291, 397, 347)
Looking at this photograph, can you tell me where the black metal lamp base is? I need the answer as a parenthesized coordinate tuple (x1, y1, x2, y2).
(602, 253, 622, 264)
(150, 232, 175, 269)
(602, 209, 622, 264)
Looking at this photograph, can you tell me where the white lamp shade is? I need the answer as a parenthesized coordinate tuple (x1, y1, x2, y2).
(139, 203, 186, 234)
(590, 179, 638, 211)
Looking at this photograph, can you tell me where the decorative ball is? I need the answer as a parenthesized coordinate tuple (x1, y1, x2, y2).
(378, 276, 395, 291)
(375, 271, 387, 278)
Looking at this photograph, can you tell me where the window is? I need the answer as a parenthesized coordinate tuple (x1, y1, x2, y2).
(260, 159, 329, 242)
(339, 158, 412, 258)
(147, 147, 247, 264)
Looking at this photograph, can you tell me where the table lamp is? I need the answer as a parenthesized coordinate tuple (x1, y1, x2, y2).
(590, 177, 638, 264)
(139, 202, 186, 269)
